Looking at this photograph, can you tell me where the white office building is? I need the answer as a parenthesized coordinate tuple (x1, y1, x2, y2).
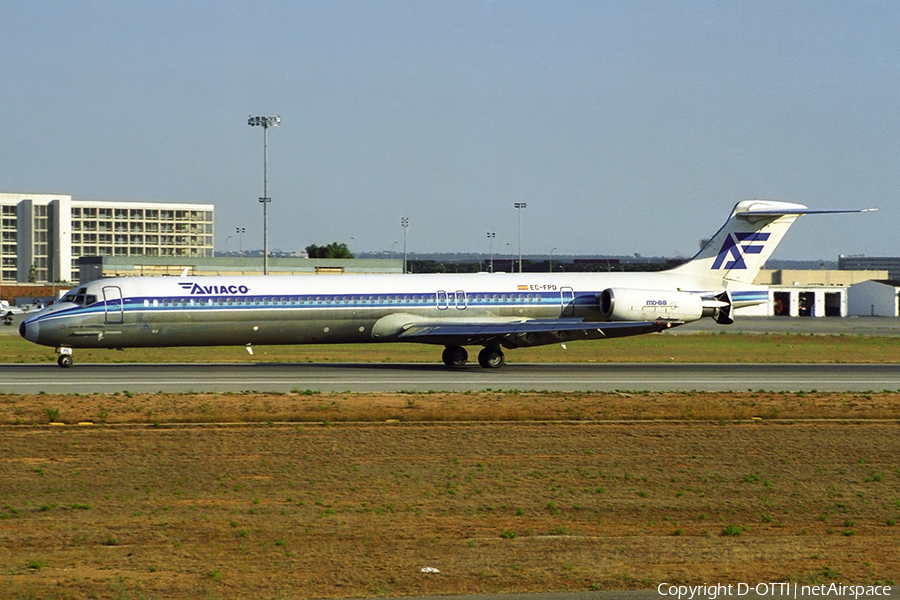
(1, 192, 214, 284)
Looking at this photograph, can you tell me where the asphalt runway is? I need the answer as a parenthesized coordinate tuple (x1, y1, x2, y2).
(2, 362, 899, 394)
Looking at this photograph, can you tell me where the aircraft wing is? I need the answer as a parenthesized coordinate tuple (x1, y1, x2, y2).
(396, 317, 682, 348)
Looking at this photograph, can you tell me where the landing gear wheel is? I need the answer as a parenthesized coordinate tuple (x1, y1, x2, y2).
(478, 347, 506, 369)
(57, 355, 73, 368)
(442, 345, 468, 367)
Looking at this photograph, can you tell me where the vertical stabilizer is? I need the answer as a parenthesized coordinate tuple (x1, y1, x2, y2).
(669, 200, 808, 286)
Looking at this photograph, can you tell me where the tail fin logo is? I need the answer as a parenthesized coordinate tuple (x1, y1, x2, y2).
(711, 232, 770, 270)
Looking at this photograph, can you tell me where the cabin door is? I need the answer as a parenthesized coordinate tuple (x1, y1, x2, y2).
(560, 286, 575, 317)
(103, 286, 124, 324)
(455, 290, 468, 310)
(436, 290, 450, 310)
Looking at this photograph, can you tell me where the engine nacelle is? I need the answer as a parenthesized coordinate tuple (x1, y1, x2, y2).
(599, 288, 705, 322)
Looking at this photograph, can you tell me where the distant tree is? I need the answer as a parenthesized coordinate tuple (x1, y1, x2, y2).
(305, 242, 354, 259)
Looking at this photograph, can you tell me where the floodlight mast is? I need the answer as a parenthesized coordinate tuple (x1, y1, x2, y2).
(248, 115, 281, 274)
(401, 217, 409, 274)
(486, 232, 495, 273)
(514, 202, 527, 273)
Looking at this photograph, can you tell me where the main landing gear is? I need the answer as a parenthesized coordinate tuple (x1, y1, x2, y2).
(477, 346, 506, 369)
(441, 345, 506, 369)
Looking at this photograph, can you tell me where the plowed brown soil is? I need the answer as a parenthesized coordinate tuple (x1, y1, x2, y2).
(1, 391, 898, 599)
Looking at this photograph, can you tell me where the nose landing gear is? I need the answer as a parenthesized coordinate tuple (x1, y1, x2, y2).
(56, 347, 73, 368)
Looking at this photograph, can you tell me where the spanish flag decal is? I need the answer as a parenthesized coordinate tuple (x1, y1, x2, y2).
(517, 285, 529, 291)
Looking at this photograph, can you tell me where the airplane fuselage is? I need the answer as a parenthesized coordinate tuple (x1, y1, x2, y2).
(21, 270, 750, 350)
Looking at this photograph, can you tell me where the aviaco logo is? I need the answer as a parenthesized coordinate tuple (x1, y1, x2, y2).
(711, 232, 770, 270)
(178, 282, 250, 295)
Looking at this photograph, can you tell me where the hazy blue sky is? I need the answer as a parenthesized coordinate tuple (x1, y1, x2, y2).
(2, 1, 897, 260)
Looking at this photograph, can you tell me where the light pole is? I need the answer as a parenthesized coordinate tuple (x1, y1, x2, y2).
(401, 217, 409, 274)
(225, 235, 232, 255)
(390, 240, 399, 270)
(514, 202, 527, 273)
(236, 227, 245, 257)
(486, 232, 495, 273)
(550, 247, 557, 273)
(248, 115, 281, 274)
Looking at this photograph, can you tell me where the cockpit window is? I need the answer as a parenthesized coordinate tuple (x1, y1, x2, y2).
(62, 293, 96, 306)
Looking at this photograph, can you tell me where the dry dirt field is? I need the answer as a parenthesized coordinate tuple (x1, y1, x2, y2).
(1, 391, 898, 600)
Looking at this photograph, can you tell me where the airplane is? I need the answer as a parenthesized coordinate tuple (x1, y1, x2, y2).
(19, 200, 872, 368)
(2, 300, 47, 325)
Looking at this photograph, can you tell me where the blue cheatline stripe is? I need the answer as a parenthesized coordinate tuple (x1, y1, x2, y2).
(35, 289, 588, 321)
(731, 291, 769, 302)
(52, 289, 610, 316)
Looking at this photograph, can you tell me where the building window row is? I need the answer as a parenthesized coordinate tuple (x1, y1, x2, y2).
(72, 220, 213, 234)
(72, 207, 213, 221)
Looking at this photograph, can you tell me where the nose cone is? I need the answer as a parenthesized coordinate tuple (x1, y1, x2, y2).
(20, 318, 39, 343)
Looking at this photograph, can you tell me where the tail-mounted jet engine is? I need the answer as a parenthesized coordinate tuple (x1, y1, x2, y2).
(599, 288, 731, 322)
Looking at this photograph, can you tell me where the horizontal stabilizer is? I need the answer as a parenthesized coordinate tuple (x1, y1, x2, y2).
(737, 208, 877, 218)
